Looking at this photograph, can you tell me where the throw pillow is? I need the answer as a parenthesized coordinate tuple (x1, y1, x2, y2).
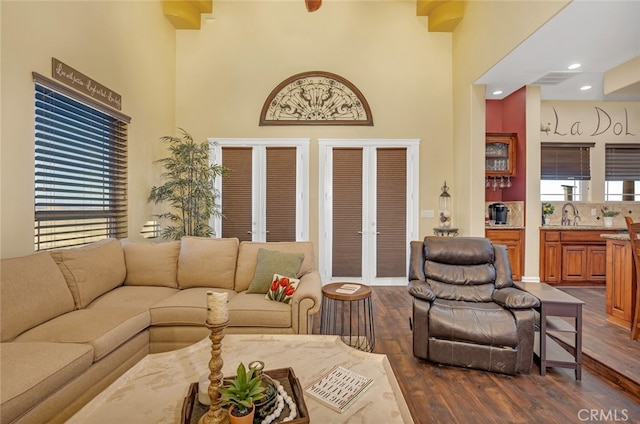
(246, 249, 304, 294)
(265, 274, 300, 304)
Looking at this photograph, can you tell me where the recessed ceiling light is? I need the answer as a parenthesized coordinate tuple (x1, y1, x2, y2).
(580, 85, 592, 91)
(568, 63, 581, 70)
(492, 90, 503, 95)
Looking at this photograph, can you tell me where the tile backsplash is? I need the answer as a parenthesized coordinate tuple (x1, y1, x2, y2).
(540, 202, 640, 227)
(485, 201, 524, 226)
(483, 201, 640, 227)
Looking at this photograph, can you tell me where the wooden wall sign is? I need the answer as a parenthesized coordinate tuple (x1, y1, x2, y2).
(260, 71, 373, 126)
(51, 58, 122, 110)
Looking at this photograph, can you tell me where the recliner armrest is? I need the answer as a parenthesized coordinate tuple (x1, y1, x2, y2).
(408, 280, 436, 302)
(492, 287, 539, 309)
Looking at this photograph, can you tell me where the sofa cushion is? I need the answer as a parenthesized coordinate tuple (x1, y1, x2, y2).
(247, 249, 303, 294)
(50, 238, 126, 309)
(235, 242, 315, 292)
(228, 292, 292, 328)
(86, 286, 179, 310)
(122, 240, 180, 287)
(1, 252, 75, 342)
(13, 308, 150, 361)
(177, 237, 239, 290)
(0, 342, 93, 424)
(150, 287, 237, 326)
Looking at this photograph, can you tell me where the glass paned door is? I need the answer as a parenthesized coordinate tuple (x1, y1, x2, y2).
(332, 148, 363, 277)
(320, 140, 418, 286)
(212, 139, 309, 242)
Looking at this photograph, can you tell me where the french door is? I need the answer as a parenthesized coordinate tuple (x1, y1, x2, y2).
(319, 139, 419, 286)
(210, 138, 309, 241)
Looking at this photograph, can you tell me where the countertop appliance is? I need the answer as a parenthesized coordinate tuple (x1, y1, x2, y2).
(488, 203, 508, 225)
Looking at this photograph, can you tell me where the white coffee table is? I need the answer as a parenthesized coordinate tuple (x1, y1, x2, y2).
(67, 334, 413, 423)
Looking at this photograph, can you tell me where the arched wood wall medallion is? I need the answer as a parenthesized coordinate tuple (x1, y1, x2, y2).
(259, 71, 373, 126)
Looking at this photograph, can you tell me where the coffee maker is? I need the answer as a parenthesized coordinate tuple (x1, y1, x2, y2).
(488, 203, 508, 225)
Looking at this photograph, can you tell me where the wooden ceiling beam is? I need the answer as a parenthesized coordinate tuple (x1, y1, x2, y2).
(417, 0, 466, 33)
(163, 0, 213, 30)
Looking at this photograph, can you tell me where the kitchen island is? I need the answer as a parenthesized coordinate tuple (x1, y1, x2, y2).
(602, 233, 637, 329)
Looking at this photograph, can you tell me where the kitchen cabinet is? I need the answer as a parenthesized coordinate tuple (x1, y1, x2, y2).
(485, 133, 516, 176)
(605, 238, 637, 329)
(485, 228, 523, 281)
(540, 229, 618, 286)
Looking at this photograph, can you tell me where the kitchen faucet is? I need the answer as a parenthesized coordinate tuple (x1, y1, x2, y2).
(561, 202, 580, 226)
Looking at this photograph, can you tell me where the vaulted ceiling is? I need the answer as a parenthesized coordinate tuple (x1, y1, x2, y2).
(162, 1, 640, 102)
(162, 0, 466, 32)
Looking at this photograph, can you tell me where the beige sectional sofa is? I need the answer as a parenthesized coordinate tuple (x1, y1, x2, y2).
(0, 237, 322, 424)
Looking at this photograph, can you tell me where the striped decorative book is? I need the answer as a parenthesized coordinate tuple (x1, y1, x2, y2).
(304, 365, 373, 413)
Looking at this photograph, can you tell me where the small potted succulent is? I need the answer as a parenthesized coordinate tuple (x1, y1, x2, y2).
(601, 206, 620, 228)
(219, 362, 266, 423)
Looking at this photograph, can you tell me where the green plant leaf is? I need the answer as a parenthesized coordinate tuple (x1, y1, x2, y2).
(148, 128, 228, 240)
(218, 362, 266, 411)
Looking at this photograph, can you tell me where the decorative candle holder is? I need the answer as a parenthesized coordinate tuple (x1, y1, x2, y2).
(198, 320, 230, 424)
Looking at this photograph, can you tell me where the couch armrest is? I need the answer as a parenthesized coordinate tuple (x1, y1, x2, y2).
(290, 271, 322, 334)
(492, 287, 539, 309)
(407, 280, 436, 302)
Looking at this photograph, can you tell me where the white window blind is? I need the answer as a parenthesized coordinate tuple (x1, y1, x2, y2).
(34, 74, 130, 251)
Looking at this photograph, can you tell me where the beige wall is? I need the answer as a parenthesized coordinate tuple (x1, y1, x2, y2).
(174, 0, 453, 251)
(541, 100, 640, 201)
(1, 0, 596, 282)
(1, 0, 177, 258)
(451, 0, 569, 237)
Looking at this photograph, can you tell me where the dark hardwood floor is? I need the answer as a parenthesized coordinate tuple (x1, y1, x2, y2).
(313, 286, 640, 424)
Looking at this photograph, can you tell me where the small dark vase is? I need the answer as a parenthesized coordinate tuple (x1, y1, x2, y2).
(253, 375, 278, 422)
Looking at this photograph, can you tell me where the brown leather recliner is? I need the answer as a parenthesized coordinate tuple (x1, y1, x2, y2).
(407, 236, 540, 375)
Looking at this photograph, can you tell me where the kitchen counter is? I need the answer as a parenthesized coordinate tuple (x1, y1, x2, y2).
(485, 225, 525, 229)
(541, 225, 627, 231)
(601, 233, 631, 241)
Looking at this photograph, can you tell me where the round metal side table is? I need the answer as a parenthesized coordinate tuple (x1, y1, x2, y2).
(320, 282, 375, 352)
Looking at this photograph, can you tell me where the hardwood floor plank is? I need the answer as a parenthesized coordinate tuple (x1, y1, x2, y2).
(314, 286, 640, 423)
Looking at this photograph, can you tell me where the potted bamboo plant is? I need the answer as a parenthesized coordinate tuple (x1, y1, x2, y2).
(148, 128, 227, 240)
(218, 362, 266, 423)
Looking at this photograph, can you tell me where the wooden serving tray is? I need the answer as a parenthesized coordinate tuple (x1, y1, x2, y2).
(181, 367, 310, 424)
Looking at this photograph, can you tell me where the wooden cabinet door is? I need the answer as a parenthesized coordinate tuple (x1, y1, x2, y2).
(504, 241, 522, 281)
(485, 229, 523, 281)
(485, 133, 516, 176)
(543, 243, 561, 283)
(561, 245, 588, 281)
(606, 240, 636, 328)
(586, 246, 607, 281)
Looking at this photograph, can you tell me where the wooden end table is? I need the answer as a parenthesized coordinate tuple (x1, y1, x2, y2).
(515, 281, 584, 380)
(320, 282, 375, 352)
